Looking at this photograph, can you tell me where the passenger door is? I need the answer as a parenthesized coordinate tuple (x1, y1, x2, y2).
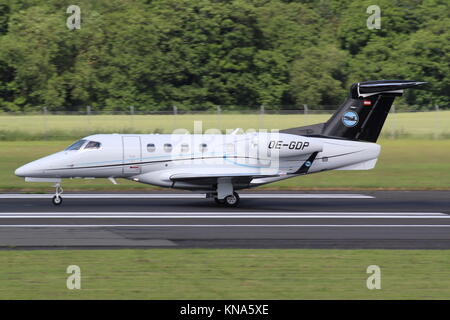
(122, 136, 142, 175)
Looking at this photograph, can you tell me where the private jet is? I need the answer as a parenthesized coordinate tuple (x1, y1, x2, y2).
(15, 80, 426, 206)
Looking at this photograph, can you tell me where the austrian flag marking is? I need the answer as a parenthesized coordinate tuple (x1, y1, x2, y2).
(363, 100, 372, 106)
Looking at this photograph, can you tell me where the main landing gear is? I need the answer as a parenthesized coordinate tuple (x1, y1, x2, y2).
(52, 183, 63, 206)
(214, 192, 240, 207)
(213, 178, 240, 207)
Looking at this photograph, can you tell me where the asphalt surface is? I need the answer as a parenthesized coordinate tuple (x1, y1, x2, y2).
(0, 191, 449, 249)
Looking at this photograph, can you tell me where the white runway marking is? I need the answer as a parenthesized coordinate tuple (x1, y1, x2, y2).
(1, 225, 450, 228)
(0, 211, 445, 215)
(0, 212, 447, 219)
(242, 194, 374, 199)
(0, 193, 374, 199)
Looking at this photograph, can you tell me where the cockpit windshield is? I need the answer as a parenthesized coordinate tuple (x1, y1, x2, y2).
(84, 141, 101, 149)
(65, 139, 87, 151)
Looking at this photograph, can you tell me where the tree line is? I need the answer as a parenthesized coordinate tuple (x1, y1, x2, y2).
(0, 0, 448, 112)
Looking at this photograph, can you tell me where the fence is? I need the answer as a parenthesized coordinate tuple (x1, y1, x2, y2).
(0, 105, 448, 140)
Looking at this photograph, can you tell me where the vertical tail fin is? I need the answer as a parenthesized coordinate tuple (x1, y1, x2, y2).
(322, 80, 427, 142)
(282, 80, 427, 142)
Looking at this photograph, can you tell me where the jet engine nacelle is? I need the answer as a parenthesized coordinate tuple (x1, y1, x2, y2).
(131, 170, 173, 187)
(132, 170, 217, 190)
(131, 170, 208, 189)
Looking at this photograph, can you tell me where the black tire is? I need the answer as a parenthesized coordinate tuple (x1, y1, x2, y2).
(214, 197, 225, 205)
(224, 192, 240, 207)
(52, 195, 63, 206)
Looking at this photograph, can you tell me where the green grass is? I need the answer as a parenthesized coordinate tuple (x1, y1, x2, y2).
(0, 110, 449, 140)
(1, 139, 449, 191)
(0, 249, 449, 299)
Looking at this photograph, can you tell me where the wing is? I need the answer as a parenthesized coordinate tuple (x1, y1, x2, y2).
(169, 151, 320, 185)
(170, 171, 279, 186)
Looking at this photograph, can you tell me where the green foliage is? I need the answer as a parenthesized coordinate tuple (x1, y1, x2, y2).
(0, 3, 9, 35)
(0, 0, 448, 112)
(343, 0, 449, 108)
(289, 45, 348, 107)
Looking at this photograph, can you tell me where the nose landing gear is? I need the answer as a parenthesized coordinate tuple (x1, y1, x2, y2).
(52, 183, 63, 206)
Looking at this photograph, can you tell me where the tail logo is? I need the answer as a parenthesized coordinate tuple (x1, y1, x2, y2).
(342, 111, 359, 127)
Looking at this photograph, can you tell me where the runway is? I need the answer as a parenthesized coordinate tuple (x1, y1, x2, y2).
(0, 191, 449, 249)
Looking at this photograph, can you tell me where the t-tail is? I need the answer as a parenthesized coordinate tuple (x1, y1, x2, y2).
(282, 80, 427, 142)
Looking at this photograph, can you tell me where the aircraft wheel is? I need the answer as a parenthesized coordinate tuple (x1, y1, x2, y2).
(224, 192, 240, 207)
(52, 195, 63, 206)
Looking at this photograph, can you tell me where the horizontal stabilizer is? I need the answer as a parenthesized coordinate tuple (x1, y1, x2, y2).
(354, 80, 427, 97)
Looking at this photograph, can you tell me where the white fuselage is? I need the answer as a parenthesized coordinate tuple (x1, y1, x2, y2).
(15, 132, 380, 191)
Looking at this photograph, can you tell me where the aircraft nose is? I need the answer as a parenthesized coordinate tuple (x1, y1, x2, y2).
(15, 164, 30, 177)
(15, 162, 44, 177)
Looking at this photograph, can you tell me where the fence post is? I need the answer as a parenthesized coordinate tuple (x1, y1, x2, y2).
(304, 104, 308, 126)
(130, 106, 134, 130)
(259, 104, 265, 130)
(86, 105, 91, 134)
(43, 106, 48, 141)
(172, 105, 177, 132)
(216, 105, 221, 132)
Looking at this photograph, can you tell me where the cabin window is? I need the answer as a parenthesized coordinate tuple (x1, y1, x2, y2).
(164, 143, 172, 152)
(65, 139, 87, 151)
(85, 141, 101, 149)
(199, 143, 208, 152)
(181, 143, 189, 153)
(147, 143, 156, 152)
